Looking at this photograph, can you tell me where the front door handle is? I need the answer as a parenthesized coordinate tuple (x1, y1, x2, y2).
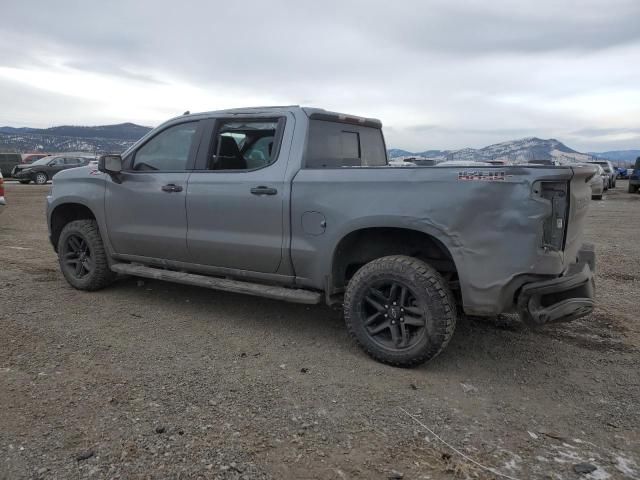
(250, 186, 278, 195)
(161, 184, 183, 193)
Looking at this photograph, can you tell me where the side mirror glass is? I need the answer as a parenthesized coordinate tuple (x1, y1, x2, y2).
(98, 154, 123, 174)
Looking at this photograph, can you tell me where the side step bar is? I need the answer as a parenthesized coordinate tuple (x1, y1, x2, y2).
(110, 263, 322, 305)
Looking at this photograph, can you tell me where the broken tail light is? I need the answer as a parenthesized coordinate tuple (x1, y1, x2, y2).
(534, 181, 568, 251)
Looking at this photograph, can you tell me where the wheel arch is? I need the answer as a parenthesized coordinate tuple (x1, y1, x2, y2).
(329, 226, 460, 295)
(50, 202, 97, 251)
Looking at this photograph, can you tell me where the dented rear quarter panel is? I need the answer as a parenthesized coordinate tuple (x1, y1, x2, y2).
(291, 165, 588, 315)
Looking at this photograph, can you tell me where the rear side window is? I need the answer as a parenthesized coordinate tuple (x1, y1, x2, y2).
(305, 120, 387, 168)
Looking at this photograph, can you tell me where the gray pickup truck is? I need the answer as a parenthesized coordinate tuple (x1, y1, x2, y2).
(47, 106, 596, 366)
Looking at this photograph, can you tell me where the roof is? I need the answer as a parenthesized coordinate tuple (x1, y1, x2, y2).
(174, 106, 383, 128)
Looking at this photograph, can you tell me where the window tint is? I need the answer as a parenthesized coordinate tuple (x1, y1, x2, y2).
(133, 122, 197, 171)
(64, 157, 81, 165)
(305, 120, 387, 168)
(208, 120, 280, 170)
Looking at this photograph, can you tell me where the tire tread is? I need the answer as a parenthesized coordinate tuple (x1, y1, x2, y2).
(58, 219, 115, 291)
(344, 255, 456, 367)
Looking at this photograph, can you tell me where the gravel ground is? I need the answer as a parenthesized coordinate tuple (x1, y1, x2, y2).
(1, 182, 639, 480)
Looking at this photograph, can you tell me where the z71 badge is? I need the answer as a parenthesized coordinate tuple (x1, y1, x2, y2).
(458, 170, 510, 181)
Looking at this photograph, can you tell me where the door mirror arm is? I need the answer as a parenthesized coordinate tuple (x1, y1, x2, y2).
(98, 154, 124, 183)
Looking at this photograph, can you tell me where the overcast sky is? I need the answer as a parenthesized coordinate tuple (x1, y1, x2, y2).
(1, 0, 639, 152)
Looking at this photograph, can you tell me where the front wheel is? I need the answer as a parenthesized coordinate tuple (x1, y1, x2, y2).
(344, 255, 457, 367)
(58, 219, 116, 291)
(34, 172, 48, 185)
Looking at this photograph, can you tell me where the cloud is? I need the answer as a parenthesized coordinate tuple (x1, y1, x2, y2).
(0, 0, 639, 151)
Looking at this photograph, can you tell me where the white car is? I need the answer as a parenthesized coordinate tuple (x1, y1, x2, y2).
(588, 165, 606, 200)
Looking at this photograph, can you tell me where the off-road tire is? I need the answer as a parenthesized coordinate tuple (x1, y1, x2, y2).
(58, 219, 116, 291)
(34, 172, 48, 185)
(344, 255, 456, 367)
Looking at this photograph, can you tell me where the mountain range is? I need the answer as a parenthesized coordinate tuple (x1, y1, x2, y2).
(0, 123, 636, 165)
(0, 123, 152, 154)
(390, 137, 597, 164)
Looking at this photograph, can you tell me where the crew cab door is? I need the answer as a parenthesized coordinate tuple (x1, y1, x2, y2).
(186, 115, 292, 273)
(104, 121, 203, 261)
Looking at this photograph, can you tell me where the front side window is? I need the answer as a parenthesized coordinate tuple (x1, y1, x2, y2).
(50, 157, 64, 166)
(208, 120, 280, 171)
(133, 122, 197, 171)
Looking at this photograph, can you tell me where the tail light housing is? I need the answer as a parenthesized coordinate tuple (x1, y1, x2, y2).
(534, 181, 568, 251)
(0, 176, 4, 197)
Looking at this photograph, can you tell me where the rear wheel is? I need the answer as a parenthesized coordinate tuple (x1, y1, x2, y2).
(344, 255, 456, 367)
(58, 219, 116, 291)
(34, 172, 48, 185)
(629, 184, 639, 194)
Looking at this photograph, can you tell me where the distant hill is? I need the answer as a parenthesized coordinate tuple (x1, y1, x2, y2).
(389, 137, 595, 164)
(589, 150, 640, 163)
(387, 148, 414, 158)
(0, 123, 152, 154)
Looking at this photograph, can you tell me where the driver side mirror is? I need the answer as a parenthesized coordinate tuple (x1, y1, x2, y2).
(98, 154, 123, 183)
(98, 154, 123, 174)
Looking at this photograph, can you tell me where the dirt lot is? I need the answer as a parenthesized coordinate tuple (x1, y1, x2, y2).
(1, 182, 639, 480)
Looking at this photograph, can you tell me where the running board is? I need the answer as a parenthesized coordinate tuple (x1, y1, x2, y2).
(110, 263, 322, 305)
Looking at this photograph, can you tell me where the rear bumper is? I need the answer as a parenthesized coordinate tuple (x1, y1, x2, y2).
(517, 243, 595, 326)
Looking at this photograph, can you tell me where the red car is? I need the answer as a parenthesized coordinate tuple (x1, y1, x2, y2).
(21, 153, 49, 164)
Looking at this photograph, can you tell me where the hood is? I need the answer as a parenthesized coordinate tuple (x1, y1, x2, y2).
(52, 165, 99, 182)
(14, 164, 33, 170)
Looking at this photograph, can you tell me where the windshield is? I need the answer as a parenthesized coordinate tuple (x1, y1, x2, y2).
(28, 156, 54, 166)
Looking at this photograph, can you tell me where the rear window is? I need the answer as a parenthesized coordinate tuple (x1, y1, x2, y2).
(305, 120, 387, 168)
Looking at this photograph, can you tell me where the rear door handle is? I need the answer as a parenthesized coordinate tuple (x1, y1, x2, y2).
(250, 186, 278, 195)
(161, 184, 183, 193)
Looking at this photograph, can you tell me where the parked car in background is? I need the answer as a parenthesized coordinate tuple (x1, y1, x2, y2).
(12, 155, 92, 184)
(435, 160, 492, 166)
(0, 153, 22, 177)
(588, 160, 616, 188)
(615, 167, 629, 179)
(0, 171, 6, 213)
(21, 153, 49, 164)
(629, 157, 640, 194)
(388, 159, 416, 167)
(589, 165, 606, 200)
